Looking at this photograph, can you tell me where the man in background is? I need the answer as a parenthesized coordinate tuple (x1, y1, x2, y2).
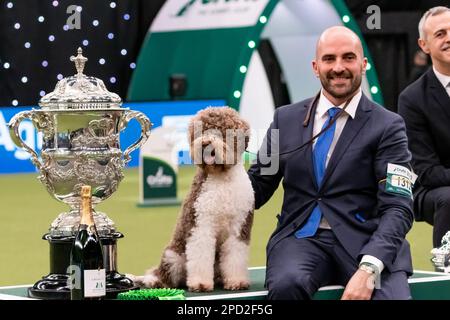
(408, 50, 430, 84)
(398, 6, 450, 248)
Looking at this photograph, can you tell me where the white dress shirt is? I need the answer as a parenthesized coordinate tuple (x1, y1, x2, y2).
(313, 88, 384, 274)
(433, 66, 450, 97)
(312, 89, 361, 157)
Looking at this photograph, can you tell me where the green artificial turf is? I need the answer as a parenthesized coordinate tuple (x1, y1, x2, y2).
(0, 166, 434, 286)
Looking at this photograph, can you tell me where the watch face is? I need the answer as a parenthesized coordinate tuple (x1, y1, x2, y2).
(360, 264, 376, 274)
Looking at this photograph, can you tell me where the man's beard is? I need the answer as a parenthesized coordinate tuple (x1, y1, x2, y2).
(319, 69, 362, 100)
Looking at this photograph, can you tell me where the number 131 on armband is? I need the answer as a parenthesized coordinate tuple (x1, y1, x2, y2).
(385, 163, 415, 199)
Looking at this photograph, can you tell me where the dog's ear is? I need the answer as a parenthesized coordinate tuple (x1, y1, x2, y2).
(188, 120, 194, 145)
(231, 119, 250, 156)
(239, 118, 251, 151)
(188, 111, 199, 144)
(188, 113, 204, 146)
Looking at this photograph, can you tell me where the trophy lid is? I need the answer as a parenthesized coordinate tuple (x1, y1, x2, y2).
(38, 48, 122, 110)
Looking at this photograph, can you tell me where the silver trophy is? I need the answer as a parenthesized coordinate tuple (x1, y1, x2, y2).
(431, 231, 450, 272)
(8, 48, 151, 299)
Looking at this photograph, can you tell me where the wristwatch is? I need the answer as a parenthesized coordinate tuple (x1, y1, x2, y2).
(359, 262, 378, 276)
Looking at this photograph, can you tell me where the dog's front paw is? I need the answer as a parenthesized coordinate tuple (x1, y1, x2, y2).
(126, 274, 145, 287)
(223, 279, 250, 291)
(187, 279, 214, 292)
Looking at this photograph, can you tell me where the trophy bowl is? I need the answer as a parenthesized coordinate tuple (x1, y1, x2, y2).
(8, 48, 151, 299)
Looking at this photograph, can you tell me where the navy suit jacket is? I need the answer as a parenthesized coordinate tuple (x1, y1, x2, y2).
(398, 68, 450, 220)
(248, 93, 414, 274)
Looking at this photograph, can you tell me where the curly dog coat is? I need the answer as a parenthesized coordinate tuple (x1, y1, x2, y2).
(130, 107, 255, 292)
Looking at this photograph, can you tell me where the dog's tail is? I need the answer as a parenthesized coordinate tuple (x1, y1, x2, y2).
(127, 249, 186, 288)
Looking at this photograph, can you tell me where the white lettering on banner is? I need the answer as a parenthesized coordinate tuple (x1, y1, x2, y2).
(147, 167, 173, 188)
(0, 111, 15, 152)
(152, 0, 269, 32)
(0, 111, 41, 161)
(37, 131, 43, 150)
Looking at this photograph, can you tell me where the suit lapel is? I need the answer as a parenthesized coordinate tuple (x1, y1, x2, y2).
(300, 99, 318, 190)
(427, 70, 450, 119)
(320, 94, 373, 189)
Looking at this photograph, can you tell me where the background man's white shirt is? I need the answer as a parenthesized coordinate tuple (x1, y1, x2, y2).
(433, 66, 450, 97)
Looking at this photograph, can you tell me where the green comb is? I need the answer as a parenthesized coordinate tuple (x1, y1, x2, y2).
(117, 288, 186, 300)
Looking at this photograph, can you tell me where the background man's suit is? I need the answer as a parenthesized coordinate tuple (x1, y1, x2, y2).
(398, 68, 450, 248)
(248, 93, 414, 299)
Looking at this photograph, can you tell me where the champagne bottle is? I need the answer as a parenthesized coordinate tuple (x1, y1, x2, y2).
(69, 185, 106, 300)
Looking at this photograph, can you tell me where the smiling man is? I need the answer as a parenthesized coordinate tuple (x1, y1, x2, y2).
(313, 27, 366, 106)
(398, 6, 450, 250)
(248, 26, 414, 300)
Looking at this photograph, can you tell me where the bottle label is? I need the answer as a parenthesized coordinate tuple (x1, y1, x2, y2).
(84, 269, 106, 297)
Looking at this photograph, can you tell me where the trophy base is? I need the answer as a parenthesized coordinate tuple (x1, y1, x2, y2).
(28, 271, 136, 300)
(28, 232, 137, 299)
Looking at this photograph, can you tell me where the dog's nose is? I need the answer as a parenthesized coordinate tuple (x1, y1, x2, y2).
(202, 144, 215, 154)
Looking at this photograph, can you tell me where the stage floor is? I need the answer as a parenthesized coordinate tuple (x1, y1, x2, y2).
(1, 267, 450, 300)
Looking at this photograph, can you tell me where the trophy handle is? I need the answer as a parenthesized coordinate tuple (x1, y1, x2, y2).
(120, 110, 152, 165)
(8, 110, 45, 173)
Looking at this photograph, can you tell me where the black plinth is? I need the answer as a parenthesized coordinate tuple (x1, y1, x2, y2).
(28, 232, 136, 300)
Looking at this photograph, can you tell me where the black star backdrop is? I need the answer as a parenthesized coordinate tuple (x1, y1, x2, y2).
(0, 0, 165, 107)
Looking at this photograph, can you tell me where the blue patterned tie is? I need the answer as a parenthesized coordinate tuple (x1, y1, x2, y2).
(295, 107, 340, 239)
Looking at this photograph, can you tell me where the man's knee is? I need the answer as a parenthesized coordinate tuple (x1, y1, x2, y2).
(372, 271, 411, 300)
(434, 187, 450, 209)
(267, 272, 316, 299)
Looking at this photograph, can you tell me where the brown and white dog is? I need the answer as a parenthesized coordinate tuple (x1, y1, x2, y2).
(129, 107, 255, 292)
